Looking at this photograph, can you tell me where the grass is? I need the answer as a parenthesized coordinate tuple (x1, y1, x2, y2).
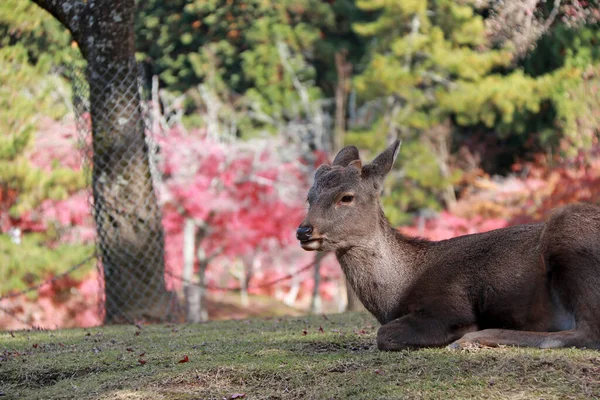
(1, 312, 599, 400)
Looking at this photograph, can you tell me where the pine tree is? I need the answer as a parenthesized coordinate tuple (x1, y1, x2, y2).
(0, 1, 84, 226)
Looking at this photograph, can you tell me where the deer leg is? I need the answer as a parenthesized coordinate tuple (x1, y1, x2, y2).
(449, 329, 600, 350)
(377, 313, 476, 351)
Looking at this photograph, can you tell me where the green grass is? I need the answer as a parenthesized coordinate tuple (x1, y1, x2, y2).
(1, 312, 599, 399)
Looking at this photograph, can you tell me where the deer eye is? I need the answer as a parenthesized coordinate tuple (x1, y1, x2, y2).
(340, 194, 354, 204)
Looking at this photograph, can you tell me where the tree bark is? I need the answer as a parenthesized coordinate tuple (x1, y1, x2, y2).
(332, 51, 361, 312)
(310, 252, 325, 314)
(425, 120, 457, 209)
(345, 282, 364, 312)
(333, 50, 351, 153)
(33, 0, 173, 323)
(183, 218, 199, 322)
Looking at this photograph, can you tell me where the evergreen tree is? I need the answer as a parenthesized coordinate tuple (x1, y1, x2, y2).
(0, 1, 84, 224)
(351, 0, 600, 223)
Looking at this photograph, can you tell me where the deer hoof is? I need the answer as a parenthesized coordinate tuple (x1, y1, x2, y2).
(447, 332, 483, 350)
(446, 341, 462, 350)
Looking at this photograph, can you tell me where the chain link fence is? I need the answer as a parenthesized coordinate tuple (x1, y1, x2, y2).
(70, 60, 177, 324)
(63, 59, 331, 326)
(0, 57, 346, 330)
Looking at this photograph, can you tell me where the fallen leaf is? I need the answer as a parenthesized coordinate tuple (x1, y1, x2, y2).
(139, 352, 145, 357)
(178, 355, 189, 363)
(138, 359, 147, 365)
(126, 348, 133, 352)
(32, 344, 38, 349)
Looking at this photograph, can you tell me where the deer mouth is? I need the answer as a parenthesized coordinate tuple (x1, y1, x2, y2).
(300, 238, 323, 251)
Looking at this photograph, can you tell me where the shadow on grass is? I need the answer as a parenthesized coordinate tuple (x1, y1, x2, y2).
(1, 312, 599, 399)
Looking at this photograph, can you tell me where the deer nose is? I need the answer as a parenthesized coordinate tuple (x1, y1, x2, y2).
(296, 225, 313, 241)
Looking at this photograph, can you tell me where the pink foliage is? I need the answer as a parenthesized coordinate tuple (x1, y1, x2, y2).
(28, 117, 85, 171)
(4, 119, 342, 330)
(4, 116, 94, 243)
(0, 272, 102, 330)
(155, 128, 329, 296)
(16, 191, 95, 244)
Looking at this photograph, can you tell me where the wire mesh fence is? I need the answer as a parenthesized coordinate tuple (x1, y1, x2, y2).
(0, 57, 346, 330)
(66, 59, 340, 326)
(69, 60, 178, 324)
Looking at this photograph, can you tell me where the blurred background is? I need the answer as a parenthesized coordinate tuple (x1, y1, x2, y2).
(1, 0, 599, 330)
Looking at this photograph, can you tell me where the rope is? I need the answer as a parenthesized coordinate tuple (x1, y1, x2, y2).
(164, 258, 318, 291)
(0, 253, 97, 301)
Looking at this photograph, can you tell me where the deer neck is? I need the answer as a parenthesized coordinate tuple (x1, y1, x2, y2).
(335, 212, 425, 323)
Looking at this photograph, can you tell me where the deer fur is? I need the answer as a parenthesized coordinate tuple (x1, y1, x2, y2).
(297, 140, 600, 350)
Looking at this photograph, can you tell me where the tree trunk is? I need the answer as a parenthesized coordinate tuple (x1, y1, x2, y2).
(33, 0, 173, 323)
(333, 51, 360, 312)
(425, 120, 457, 209)
(333, 50, 352, 154)
(183, 218, 201, 322)
(195, 259, 209, 323)
(345, 282, 364, 312)
(310, 252, 325, 314)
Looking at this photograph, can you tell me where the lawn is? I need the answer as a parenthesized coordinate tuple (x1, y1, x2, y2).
(1, 312, 599, 399)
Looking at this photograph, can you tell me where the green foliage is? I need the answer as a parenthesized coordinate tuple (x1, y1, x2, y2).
(350, 0, 510, 219)
(6, 0, 600, 224)
(350, 0, 600, 221)
(137, 0, 333, 92)
(347, 126, 459, 225)
(0, 233, 94, 298)
(0, 0, 82, 66)
(522, 23, 600, 152)
(136, 0, 368, 134)
(0, 6, 85, 216)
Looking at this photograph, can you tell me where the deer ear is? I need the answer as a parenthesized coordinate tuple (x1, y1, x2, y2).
(363, 140, 401, 184)
(314, 164, 332, 180)
(332, 145, 360, 167)
(348, 159, 362, 170)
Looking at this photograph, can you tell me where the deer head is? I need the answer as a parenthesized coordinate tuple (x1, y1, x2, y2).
(297, 140, 401, 252)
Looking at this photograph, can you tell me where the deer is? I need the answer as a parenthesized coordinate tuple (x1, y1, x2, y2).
(297, 140, 600, 351)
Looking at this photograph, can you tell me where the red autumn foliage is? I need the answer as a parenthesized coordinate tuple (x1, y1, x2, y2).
(405, 150, 600, 241)
(1, 120, 342, 329)
(4, 115, 599, 330)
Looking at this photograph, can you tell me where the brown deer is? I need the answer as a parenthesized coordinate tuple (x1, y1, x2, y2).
(297, 140, 600, 350)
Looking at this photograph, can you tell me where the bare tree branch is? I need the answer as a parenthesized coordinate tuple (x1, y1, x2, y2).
(486, 0, 562, 57)
(31, 0, 86, 43)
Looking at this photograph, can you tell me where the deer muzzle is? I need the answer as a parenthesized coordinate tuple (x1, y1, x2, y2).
(296, 224, 323, 251)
